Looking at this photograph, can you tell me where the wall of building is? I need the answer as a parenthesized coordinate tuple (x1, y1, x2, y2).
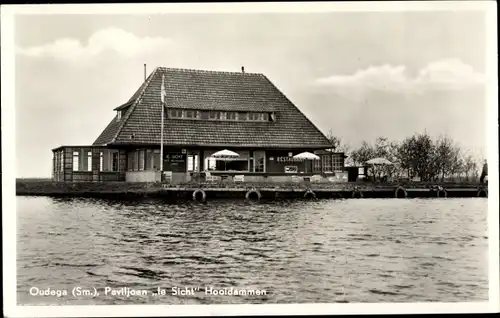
(266, 150, 309, 173)
(51, 146, 346, 183)
(126, 171, 161, 182)
(52, 147, 125, 182)
(172, 172, 190, 184)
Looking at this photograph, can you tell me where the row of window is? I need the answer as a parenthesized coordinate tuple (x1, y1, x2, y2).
(62, 150, 342, 174)
(127, 149, 161, 171)
(72, 151, 119, 172)
(313, 154, 344, 172)
(168, 109, 274, 122)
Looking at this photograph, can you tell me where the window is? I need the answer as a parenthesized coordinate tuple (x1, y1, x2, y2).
(87, 152, 92, 171)
(153, 149, 160, 170)
(112, 152, 119, 172)
(127, 152, 133, 171)
(60, 151, 64, 172)
(73, 151, 79, 171)
(100, 152, 104, 172)
(165, 108, 271, 122)
(314, 154, 343, 173)
(117, 111, 122, 121)
(313, 157, 322, 172)
(209, 111, 221, 120)
(187, 153, 199, 172)
(139, 150, 145, 171)
(185, 110, 196, 119)
(237, 112, 248, 121)
(200, 111, 210, 120)
(322, 155, 332, 172)
(133, 151, 139, 171)
(146, 149, 153, 170)
(169, 109, 183, 118)
(248, 112, 267, 121)
(249, 113, 257, 121)
(254, 151, 265, 172)
(332, 154, 344, 171)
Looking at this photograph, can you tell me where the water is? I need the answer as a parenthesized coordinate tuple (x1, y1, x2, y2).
(16, 196, 488, 305)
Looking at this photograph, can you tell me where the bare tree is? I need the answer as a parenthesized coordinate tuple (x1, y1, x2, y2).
(457, 152, 475, 181)
(433, 135, 455, 181)
(326, 129, 351, 154)
(349, 132, 481, 183)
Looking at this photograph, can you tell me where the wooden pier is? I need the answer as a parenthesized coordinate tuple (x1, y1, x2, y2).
(16, 179, 488, 202)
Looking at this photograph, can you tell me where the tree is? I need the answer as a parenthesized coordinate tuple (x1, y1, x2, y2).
(397, 137, 414, 178)
(446, 147, 463, 181)
(350, 141, 376, 166)
(326, 129, 350, 153)
(347, 132, 478, 183)
(433, 135, 455, 181)
(462, 153, 477, 181)
(349, 137, 398, 180)
(397, 132, 435, 181)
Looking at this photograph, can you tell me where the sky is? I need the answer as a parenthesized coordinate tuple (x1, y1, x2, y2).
(12, 8, 491, 178)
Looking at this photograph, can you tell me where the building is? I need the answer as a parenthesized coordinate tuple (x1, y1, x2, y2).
(52, 67, 346, 183)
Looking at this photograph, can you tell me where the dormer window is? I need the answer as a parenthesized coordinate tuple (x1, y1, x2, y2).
(185, 110, 196, 119)
(164, 108, 275, 122)
(209, 111, 221, 120)
(116, 110, 122, 122)
(249, 112, 267, 121)
(169, 109, 183, 118)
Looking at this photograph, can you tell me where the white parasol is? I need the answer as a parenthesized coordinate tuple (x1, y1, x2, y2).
(211, 149, 240, 171)
(366, 157, 393, 181)
(366, 157, 393, 165)
(293, 151, 320, 173)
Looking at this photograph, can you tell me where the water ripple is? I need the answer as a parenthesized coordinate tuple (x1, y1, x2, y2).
(16, 197, 488, 304)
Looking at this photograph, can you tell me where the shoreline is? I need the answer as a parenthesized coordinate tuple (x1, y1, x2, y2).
(16, 179, 488, 200)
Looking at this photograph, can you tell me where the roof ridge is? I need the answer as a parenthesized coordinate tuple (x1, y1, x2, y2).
(110, 68, 160, 144)
(157, 66, 264, 76)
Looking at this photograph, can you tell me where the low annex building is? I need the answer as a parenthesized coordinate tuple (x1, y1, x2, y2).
(52, 67, 346, 183)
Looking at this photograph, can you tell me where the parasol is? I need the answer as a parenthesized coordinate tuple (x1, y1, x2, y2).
(293, 151, 320, 173)
(211, 149, 240, 171)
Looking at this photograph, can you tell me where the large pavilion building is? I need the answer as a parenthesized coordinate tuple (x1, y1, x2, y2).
(52, 67, 346, 183)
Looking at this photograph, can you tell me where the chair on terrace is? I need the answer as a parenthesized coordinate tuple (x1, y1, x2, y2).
(233, 175, 245, 183)
(205, 171, 219, 183)
(311, 175, 322, 183)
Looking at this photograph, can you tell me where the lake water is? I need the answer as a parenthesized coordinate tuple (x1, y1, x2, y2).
(16, 196, 489, 305)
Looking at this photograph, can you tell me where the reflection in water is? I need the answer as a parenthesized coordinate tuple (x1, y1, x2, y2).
(17, 196, 488, 305)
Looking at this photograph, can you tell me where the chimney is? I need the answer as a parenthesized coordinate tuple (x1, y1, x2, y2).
(241, 66, 245, 73)
(144, 63, 147, 81)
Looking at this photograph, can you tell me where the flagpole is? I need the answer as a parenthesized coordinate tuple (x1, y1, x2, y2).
(160, 75, 165, 178)
(160, 100, 164, 173)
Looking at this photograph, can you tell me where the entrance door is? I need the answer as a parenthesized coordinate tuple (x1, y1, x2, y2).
(187, 150, 200, 173)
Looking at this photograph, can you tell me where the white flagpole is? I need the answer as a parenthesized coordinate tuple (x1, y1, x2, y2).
(160, 75, 165, 174)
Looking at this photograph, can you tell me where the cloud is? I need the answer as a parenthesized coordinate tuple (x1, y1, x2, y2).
(415, 58, 484, 89)
(16, 28, 172, 61)
(315, 58, 485, 93)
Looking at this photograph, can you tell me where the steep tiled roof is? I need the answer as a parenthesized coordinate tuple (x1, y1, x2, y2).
(93, 67, 331, 148)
